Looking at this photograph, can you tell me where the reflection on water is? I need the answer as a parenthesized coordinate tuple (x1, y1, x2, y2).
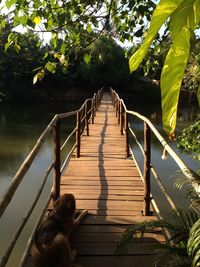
(127, 101, 199, 217)
(0, 100, 199, 266)
(0, 102, 79, 266)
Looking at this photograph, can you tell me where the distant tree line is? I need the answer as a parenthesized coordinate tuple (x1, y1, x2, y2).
(0, 23, 134, 101)
(0, 21, 199, 104)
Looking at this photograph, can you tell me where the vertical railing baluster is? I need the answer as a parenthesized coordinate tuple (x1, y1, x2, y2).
(94, 93, 97, 118)
(85, 101, 89, 136)
(143, 122, 151, 216)
(95, 93, 98, 112)
(76, 111, 81, 158)
(115, 98, 118, 117)
(120, 100, 123, 135)
(125, 111, 130, 157)
(118, 99, 120, 124)
(92, 98, 95, 124)
(52, 118, 61, 204)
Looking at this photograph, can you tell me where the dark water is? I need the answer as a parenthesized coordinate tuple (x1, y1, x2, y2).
(127, 101, 199, 215)
(0, 100, 199, 266)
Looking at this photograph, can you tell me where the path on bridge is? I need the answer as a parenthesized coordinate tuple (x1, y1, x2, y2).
(61, 92, 165, 267)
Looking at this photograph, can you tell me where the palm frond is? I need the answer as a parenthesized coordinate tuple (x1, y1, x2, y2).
(187, 218, 200, 267)
(174, 169, 200, 191)
(115, 220, 160, 255)
(174, 175, 191, 190)
(166, 209, 198, 235)
(116, 209, 199, 265)
(153, 244, 191, 266)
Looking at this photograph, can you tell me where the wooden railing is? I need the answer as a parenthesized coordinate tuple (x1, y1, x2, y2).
(0, 88, 103, 267)
(110, 88, 199, 216)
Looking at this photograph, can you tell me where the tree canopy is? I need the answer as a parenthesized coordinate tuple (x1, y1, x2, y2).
(129, 0, 200, 137)
(0, 0, 200, 136)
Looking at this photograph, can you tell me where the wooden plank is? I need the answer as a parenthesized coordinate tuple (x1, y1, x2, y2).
(75, 200, 143, 210)
(77, 215, 158, 225)
(62, 176, 142, 181)
(61, 189, 144, 196)
(73, 255, 157, 267)
(73, 224, 163, 234)
(75, 209, 144, 216)
(61, 180, 143, 186)
(61, 185, 144, 190)
(60, 194, 144, 201)
(71, 232, 165, 243)
(71, 242, 164, 255)
(63, 170, 141, 177)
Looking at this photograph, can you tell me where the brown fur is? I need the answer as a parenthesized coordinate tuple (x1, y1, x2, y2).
(31, 193, 88, 267)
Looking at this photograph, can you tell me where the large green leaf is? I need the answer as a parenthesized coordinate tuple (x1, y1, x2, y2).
(194, 0, 200, 26)
(161, 26, 191, 136)
(129, 0, 199, 136)
(129, 0, 185, 73)
(161, 0, 195, 136)
(169, 0, 195, 37)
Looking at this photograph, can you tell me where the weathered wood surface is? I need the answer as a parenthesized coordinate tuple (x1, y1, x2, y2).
(60, 93, 165, 267)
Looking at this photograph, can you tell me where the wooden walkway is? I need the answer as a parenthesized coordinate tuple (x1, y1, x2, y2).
(60, 93, 165, 267)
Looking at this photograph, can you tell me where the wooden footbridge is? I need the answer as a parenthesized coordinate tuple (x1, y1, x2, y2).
(0, 89, 196, 267)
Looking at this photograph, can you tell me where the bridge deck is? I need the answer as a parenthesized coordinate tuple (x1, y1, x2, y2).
(60, 93, 165, 267)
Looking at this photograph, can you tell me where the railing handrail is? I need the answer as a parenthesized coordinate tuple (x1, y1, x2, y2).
(0, 114, 58, 218)
(126, 107, 198, 186)
(110, 88, 200, 211)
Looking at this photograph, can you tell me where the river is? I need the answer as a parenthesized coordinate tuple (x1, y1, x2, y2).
(0, 99, 199, 267)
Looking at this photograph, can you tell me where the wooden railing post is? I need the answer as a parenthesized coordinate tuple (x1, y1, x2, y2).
(118, 100, 120, 124)
(120, 100, 123, 135)
(125, 111, 130, 157)
(143, 122, 151, 216)
(85, 101, 89, 136)
(52, 118, 61, 203)
(94, 93, 97, 117)
(95, 93, 98, 112)
(115, 98, 118, 117)
(92, 98, 95, 124)
(76, 111, 81, 157)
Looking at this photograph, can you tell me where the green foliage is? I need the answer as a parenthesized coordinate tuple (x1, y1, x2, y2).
(0, 0, 156, 89)
(183, 39, 200, 95)
(116, 209, 199, 266)
(67, 36, 130, 89)
(83, 54, 91, 64)
(0, 21, 47, 99)
(188, 219, 200, 266)
(2, 0, 154, 53)
(33, 69, 45, 84)
(137, 37, 172, 79)
(129, 0, 200, 137)
(174, 170, 200, 193)
(176, 116, 200, 160)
